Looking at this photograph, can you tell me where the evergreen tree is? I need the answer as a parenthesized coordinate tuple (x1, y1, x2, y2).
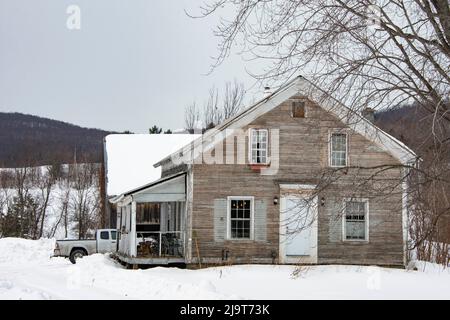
(149, 125, 163, 134)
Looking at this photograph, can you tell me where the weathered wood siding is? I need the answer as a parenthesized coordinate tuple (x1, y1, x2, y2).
(188, 96, 404, 266)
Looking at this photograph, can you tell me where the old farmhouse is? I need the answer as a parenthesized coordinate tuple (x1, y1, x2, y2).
(105, 76, 417, 268)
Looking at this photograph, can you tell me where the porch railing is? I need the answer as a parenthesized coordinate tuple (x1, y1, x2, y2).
(136, 231, 185, 258)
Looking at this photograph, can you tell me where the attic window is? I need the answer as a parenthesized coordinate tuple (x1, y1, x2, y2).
(292, 101, 306, 118)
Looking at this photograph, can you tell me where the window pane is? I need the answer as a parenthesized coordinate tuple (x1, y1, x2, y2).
(345, 201, 367, 240)
(346, 221, 365, 239)
(229, 198, 252, 239)
(331, 133, 347, 166)
(100, 231, 109, 240)
(332, 134, 346, 151)
(111, 231, 117, 240)
(250, 129, 268, 164)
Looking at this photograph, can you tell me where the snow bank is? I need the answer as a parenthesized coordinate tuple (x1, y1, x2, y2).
(71, 254, 233, 299)
(0, 238, 55, 265)
(407, 260, 450, 274)
(0, 238, 449, 299)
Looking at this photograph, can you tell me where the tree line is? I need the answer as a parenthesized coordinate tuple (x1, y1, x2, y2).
(0, 163, 102, 239)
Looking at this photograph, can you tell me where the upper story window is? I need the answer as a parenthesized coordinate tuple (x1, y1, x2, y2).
(343, 199, 369, 241)
(228, 197, 254, 240)
(330, 132, 348, 167)
(249, 129, 269, 164)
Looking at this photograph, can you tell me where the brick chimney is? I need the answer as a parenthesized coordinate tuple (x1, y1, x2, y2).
(361, 107, 375, 123)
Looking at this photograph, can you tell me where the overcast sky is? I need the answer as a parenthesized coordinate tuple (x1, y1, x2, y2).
(0, 0, 265, 133)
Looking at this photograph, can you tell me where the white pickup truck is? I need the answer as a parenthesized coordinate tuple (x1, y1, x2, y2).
(53, 229, 118, 264)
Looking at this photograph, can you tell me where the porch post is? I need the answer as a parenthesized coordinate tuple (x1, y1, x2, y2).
(130, 200, 137, 257)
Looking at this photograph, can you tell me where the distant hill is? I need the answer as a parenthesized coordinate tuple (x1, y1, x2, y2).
(374, 103, 447, 156)
(0, 106, 438, 168)
(0, 112, 113, 167)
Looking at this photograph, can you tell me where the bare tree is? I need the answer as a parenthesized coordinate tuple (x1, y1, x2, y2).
(49, 179, 71, 239)
(0, 162, 103, 240)
(191, 1, 450, 264)
(388, 104, 450, 264)
(0, 178, 11, 238)
(184, 102, 201, 133)
(36, 166, 56, 238)
(12, 167, 34, 238)
(69, 162, 101, 239)
(191, 0, 449, 121)
(223, 80, 245, 119)
(185, 80, 246, 131)
(203, 86, 220, 129)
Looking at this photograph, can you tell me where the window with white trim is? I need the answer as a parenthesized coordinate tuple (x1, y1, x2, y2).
(228, 197, 253, 239)
(344, 200, 368, 241)
(250, 129, 268, 164)
(330, 133, 347, 167)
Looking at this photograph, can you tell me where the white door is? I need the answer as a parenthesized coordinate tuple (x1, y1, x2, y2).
(285, 198, 312, 255)
(280, 194, 318, 263)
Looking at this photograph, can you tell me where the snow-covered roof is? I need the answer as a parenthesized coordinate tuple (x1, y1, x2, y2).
(104, 134, 199, 196)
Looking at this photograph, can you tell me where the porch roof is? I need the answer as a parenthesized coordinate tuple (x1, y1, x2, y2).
(110, 172, 186, 205)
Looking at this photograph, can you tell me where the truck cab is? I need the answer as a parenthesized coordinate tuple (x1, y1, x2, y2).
(97, 229, 118, 253)
(54, 228, 118, 264)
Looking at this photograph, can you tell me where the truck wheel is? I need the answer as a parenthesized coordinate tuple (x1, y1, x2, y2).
(69, 249, 86, 264)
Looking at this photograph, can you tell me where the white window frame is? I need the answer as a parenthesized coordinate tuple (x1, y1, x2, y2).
(329, 131, 349, 167)
(342, 198, 369, 242)
(248, 129, 269, 165)
(226, 196, 255, 240)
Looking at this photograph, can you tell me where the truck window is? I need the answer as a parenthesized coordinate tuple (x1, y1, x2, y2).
(100, 231, 109, 240)
(111, 231, 117, 240)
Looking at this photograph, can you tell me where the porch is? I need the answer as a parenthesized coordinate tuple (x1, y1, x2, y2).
(135, 202, 185, 259)
(113, 172, 188, 265)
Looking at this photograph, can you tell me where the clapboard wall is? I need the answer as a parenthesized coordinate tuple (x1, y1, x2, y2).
(168, 95, 405, 266)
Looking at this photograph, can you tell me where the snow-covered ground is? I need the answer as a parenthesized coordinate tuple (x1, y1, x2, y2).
(0, 237, 449, 300)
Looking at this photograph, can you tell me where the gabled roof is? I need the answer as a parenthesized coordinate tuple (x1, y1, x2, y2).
(154, 76, 417, 167)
